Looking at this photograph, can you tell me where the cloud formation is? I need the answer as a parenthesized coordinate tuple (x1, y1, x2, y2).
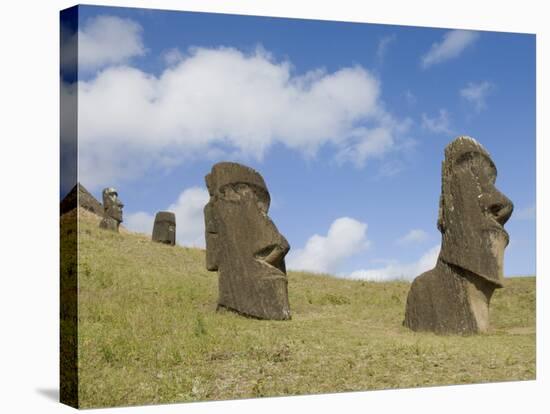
(78, 15, 146, 71)
(75, 36, 409, 189)
(162, 48, 185, 66)
(287, 217, 369, 274)
(124, 211, 154, 235)
(335, 126, 398, 168)
(460, 81, 494, 112)
(396, 229, 429, 245)
(421, 30, 479, 69)
(348, 245, 440, 281)
(166, 187, 210, 247)
(376, 34, 396, 63)
(421, 109, 452, 134)
(125, 187, 209, 247)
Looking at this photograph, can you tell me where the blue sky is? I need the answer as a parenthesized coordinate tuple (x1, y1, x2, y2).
(61, 5, 536, 279)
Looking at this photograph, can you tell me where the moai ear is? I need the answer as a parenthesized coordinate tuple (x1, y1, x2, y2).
(204, 202, 219, 271)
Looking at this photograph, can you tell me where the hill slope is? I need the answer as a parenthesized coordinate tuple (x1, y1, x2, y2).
(71, 208, 535, 408)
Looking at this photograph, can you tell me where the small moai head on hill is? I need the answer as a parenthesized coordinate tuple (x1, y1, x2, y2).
(99, 187, 124, 231)
(152, 211, 176, 246)
(204, 162, 291, 320)
(437, 136, 513, 286)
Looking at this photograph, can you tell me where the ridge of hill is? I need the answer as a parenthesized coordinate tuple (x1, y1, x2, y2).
(60, 183, 103, 216)
(62, 208, 536, 408)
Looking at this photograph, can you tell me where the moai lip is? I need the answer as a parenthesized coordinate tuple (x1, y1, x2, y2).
(404, 136, 513, 334)
(152, 211, 176, 246)
(204, 162, 291, 320)
(99, 187, 124, 232)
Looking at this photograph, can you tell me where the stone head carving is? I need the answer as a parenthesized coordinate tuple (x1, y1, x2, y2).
(437, 136, 513, 286)
(99, 187, 124, 231)
(204, 162, 291, 320)
(152, 211, 176, 246)
(404, 136, 514, 334)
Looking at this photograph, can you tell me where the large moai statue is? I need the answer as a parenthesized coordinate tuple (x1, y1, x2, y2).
(152, 211, 176, 246)
(204, 162, 291, 320)
(404, 136, 513, 334)
(99, 187, 124, 232)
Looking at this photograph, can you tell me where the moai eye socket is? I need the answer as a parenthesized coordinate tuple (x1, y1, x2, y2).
(218, 183, 270, 213)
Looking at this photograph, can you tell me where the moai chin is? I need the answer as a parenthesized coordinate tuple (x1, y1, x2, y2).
(152, 211, 176, 246)
(404, 136, 513, 334)
(204, 162, 291, 320)
(99, 187, 124, 232)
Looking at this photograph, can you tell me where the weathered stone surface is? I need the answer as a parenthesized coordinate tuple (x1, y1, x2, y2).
(60, 182, 103, 216)
(204, 162, 291, 320)
(99, 187, 124, 232)
(152, 211, 176, 246)
(404, 136, 513, 334)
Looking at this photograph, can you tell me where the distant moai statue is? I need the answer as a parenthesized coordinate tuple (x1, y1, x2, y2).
(99, 187, 124, 232)
(152, 211, 176, 246)
(204, 162, 291, 320)
(404, 136, 513, 334)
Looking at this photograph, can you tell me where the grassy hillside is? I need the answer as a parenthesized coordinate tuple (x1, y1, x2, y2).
(71, 208, 535, 408)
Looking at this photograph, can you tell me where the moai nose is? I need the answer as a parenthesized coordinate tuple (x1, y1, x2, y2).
(486, 191, 514, 225)
(279, 234, 290, 257)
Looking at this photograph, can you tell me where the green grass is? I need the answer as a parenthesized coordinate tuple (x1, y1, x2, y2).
(72, 209, 535, 408)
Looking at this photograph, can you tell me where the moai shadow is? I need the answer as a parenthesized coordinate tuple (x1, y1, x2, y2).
(99, 187, 124, 232)
(404, 136, 513, 334)
(204, 162, 291, 320)
(152, 211, 176, 246)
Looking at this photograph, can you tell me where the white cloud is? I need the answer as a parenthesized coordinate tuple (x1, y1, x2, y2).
(162, 48, 185, 66)
(76, 45, 408, 189)
(287, 217, 369, 274)
(124, 211, 154, 235)
(124, 187, 209, 247)
(396, 229, 429, 245)
(514, 204, 536, 221)
(78, 15, 146, 71)
(460, 81, 494, 112)
(376, 34, 396, 63)
(335, 127, 394, 167)
(421, 109, 452, 134)
(348, 245, 440, 281)
(167, 187, 210, 247)
(421, 30, 479, 69)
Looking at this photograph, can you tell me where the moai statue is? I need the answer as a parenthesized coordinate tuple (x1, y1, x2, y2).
(204, 162, 291, 320)
(404, 136, 513, 334)
(152, 211, 176, 246)
(99, 187, 124, 232)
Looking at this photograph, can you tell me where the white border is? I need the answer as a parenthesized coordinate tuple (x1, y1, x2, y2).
(0, 1, 547, 413)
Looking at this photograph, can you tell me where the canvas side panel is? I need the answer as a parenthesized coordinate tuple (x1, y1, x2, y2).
(60, 5, 79, 409)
